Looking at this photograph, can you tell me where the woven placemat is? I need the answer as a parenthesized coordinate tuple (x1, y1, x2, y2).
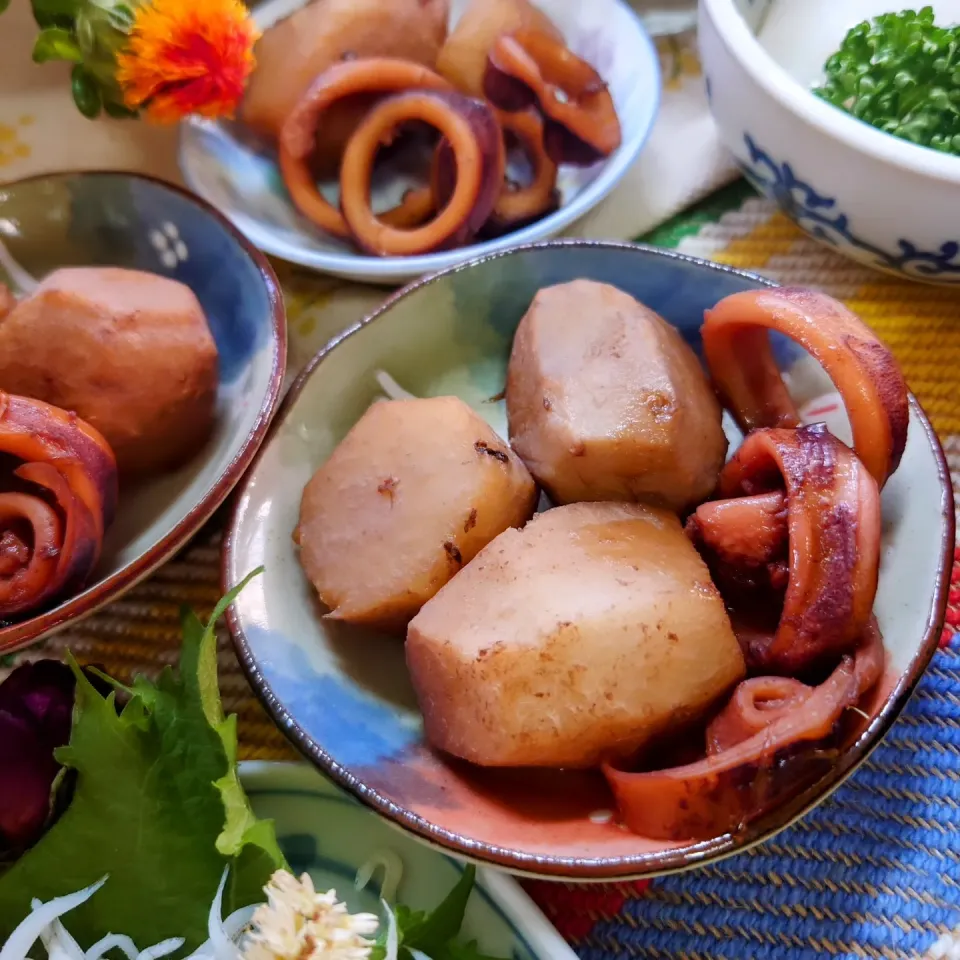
(19, 180, 960, 958)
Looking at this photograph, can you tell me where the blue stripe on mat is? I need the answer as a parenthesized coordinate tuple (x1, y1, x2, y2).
(579, 642, 960, 959)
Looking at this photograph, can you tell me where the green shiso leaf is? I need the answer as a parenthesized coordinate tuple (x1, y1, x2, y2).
(400, 864, 477, 954)
(0, 567, 285, 952)
(814, 5, 960, 155)
(372, 866, 510, 960)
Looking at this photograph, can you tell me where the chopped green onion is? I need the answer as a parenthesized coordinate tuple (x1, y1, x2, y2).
(814, 6, 960, 156)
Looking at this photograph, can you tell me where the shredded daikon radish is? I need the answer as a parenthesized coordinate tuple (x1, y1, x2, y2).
(354, 850, 404, 904)
(5, 868, 394, 960)
(381, 899, 398, 960)
(35, 907, 83, 960)
(375, 371, 417, 401)
(220, 907, 256, 942)
(85, 934, 140, 960)
(136, 939, 185, 960)
(4, 873, 245, 960)
(0, 878, 106, 960)
(183, 868, 253, 960)
(205, 869, 242, 960)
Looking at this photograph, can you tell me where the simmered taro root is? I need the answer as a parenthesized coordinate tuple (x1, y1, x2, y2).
(242, 0, 449, 161)
(406, 501, 746, 768)
(436, 0, 563, 97)
(295, 396, 537, 633)
(0, 268, 218, 478)
(506, 280, 727, 512)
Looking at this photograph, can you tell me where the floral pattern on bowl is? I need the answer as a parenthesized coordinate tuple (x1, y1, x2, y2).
(741, 133, 960, 281)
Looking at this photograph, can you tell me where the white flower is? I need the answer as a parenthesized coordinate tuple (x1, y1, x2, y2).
(242, 871, 379, 960)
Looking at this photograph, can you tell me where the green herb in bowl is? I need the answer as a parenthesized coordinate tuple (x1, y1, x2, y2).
(814, 5, 960, 156)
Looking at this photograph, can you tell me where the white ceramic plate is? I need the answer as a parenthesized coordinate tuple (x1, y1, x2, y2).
(178, 0, 661, 284)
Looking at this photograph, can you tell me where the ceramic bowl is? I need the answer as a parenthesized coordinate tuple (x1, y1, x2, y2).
(0, 171, 286, 654)
(223, 241, 952, 880)
(178, 0, 660, 285)
(242, 761, 577, 959)
(699, 0, 960, 283)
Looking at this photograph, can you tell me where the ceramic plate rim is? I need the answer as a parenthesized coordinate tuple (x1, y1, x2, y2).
(237, 759, 580, 958)
(176, 0, 661, 281)
(223, 238, 954, 879)
(0, 169, 288, 655)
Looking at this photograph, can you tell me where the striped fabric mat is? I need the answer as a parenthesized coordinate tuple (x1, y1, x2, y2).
(18, 181, 960, 958)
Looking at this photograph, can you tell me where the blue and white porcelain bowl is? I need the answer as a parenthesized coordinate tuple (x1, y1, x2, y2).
(179, 0, 660, 285)
(699, 0, 960, 284)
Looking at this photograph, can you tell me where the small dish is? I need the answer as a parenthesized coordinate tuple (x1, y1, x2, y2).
(0, 171, 286, 654)
(223, 240, 951, 880)
(178, 0, 661, 285)
(699, 0, 960, 283)
(241, 761, 577, 959)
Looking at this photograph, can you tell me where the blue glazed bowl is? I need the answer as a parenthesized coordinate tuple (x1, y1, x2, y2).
(700, 0, 960, 284)
(224, 240, 951, 879)
(0, 171, 286, 653)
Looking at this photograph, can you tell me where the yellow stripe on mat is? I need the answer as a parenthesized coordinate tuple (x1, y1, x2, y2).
(708, 211, 803, 273)
(846, 281, 960, 437)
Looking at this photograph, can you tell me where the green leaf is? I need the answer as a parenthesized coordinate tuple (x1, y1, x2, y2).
(102, 100, 139, 119)
(71, 65, 101, 119)
(106, 2, 134, 29)
(32, 27, 82, 63)
(30, 0, 82, 28)
(439, 941, 511, 960)
(0, 571, 284, 951)
(814, 5, 960, 156)
(0, 0, 10, 16)
(370, 865, 510, 960)
(403, 865, 478, 953)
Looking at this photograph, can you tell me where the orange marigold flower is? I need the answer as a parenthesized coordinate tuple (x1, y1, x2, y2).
(116, 0, 259, 124)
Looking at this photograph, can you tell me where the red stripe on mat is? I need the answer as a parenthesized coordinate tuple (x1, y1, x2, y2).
(522, 879, 651, 940)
